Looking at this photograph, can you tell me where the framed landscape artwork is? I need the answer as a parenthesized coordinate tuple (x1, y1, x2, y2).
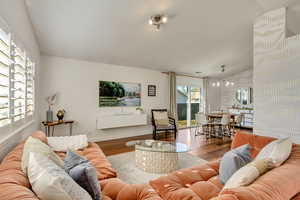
(99, 81, 141, 107)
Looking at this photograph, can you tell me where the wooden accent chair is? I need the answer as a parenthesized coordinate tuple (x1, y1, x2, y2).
(151, 109, 177, 140)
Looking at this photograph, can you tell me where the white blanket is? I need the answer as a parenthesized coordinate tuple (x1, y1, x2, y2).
(47, 135, 88, 152)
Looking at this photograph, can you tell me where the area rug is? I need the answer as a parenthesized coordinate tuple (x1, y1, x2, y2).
(107, 151, 207, 184)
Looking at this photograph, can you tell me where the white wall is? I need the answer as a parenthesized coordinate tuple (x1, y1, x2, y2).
(254, 8, 300, 142)
(221, 69, 253, 110)
(206, 70, 253, 113)
(39, 56, 169, 141)
(176, 76, 203, 88)
(0, 0, 40, 160)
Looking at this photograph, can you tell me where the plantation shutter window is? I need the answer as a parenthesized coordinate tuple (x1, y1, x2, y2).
(26, 58, 34, 115)
(0, 22, 36, 130)
(11, 44, 26, 121)
(0, 28, 11, 127)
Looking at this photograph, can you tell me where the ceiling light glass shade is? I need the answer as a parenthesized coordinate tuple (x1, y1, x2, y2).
(148, 19, 153, 25)
(212, 80, 234, 87)
(162, 16, 168, 23)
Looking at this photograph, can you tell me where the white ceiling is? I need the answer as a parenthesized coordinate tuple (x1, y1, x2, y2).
(25, 0, 300, 77)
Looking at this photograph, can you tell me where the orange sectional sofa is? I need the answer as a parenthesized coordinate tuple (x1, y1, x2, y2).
(1, 131, 300, 200)
(0, 131, 162, 200)
(150, 132, 300, 200)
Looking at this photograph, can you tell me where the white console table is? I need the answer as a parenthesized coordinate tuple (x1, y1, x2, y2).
(97, 113, 147, 129)
(229, 108, 253, 129)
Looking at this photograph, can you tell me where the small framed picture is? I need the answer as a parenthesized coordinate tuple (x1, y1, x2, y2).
(148, 85, 156, 97)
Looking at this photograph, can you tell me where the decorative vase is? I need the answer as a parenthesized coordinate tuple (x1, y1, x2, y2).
(56, 109, 65, 122)
(46, 109, 53, 122)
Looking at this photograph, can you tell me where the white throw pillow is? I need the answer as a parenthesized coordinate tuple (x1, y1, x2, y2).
(270, 138, 293, 166)
(223, 158, 273, 190)
(21, 136, 64, 174)
(153, 111, 168, 120)
(223, 164, 259, 189)
(47, 135, 88, 152)
(153, 111, 169, 126)
(255, 140, 277, 161)
(27, 152, 92, 200)
(255, 138, 292, 167)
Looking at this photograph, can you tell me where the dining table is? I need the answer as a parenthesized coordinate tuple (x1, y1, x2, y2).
(205, 113, 237, 145)
(207, 113, 237, 123)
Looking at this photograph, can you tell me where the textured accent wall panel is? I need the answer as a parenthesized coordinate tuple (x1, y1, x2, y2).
(254, 8, 300, 142)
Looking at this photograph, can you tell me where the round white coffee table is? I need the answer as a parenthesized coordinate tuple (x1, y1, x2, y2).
(127, 140, 189, 174)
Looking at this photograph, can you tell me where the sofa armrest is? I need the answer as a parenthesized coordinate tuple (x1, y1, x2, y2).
(231, 131, 275, 158)
(0, 183, 39, 200)
(57, 142, 117, 180)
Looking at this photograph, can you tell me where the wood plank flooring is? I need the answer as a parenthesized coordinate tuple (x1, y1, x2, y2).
(97, 128, 252, 161)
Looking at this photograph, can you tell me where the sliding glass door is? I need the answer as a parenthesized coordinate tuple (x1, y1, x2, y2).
(176, 85, 202, 129)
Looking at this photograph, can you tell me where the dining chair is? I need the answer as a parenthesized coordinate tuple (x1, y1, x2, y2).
(151, 109, 177, 140)
(214, 114, 231, 138)
(235, 114, 243, 126)
(231, 114, 243, 136)
(195, 113, 211, 139)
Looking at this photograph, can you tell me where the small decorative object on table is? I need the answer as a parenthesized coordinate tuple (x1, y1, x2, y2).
(148, 85, 156, 97)
(46, 93, 57, 122)
(56, 109, 66, 122)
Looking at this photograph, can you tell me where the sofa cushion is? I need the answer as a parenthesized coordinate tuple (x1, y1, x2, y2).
(64, 150, 101, 200)
(100, 178, 163, 200)
(27, 152, 92, 200)
(219, 144, 252, 184)
(153, 111, 169, 126)
(150, 160, 220, 200)
(56, 142, 117, 180)
(21, 136, 64, 174)
(231, 132, 276, 158)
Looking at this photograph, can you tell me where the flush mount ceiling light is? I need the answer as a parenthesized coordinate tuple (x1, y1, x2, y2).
(148, 14, 168, 30)
(212, 65, 235, 87)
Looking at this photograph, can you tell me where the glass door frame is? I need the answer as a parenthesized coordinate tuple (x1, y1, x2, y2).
(176, 85, 203, 129)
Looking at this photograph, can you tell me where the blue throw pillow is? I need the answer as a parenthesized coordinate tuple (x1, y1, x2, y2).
(219, 144, 252, 184)
(64, 150, 101, 200)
